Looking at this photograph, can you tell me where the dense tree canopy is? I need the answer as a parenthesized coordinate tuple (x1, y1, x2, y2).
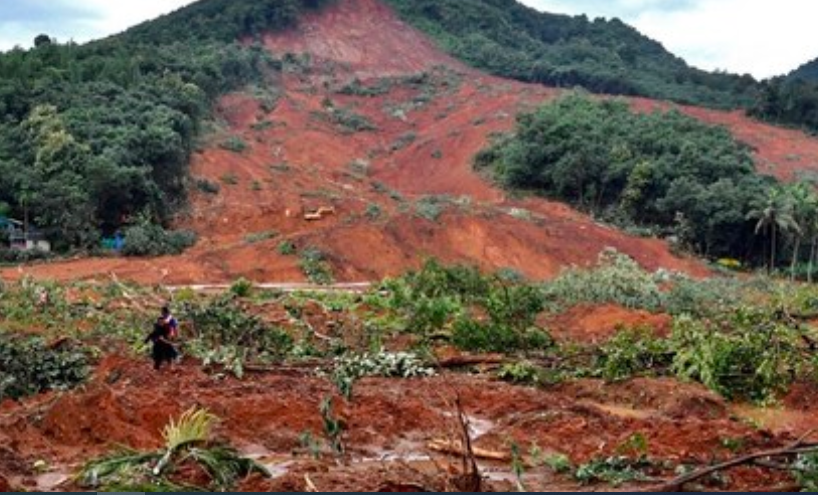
(384, 0, 758, 108)
(0, 0, 330, 254)
(750, 77, 818, 134)
(477, 94, 778, 262)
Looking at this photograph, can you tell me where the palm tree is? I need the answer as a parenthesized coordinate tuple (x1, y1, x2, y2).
(787, 182, 815, 281)
(748, 186, 800, 274)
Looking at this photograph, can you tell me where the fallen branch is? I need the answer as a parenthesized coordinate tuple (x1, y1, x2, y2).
(427, 439, 510, 462)
(437, 354, 506, 368)
(645, 430, 818, 492)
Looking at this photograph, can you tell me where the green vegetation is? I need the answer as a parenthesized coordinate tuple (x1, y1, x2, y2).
(384, 0, 757, 108)
(380, 260, 551, 353)
(299, 247, 335, 285)
(78, 407, 268, 491)
(324, 106, 378, 134)
(120, 0, 332, 45)
(181, 295, 293, 378)
(0, 334, 91, 401)
(0, 0, 332, 253)
(330, 351, 435, 399)
(575, 456, 654, 486)
(478, 94, 818, 270)
(751, 77, 818, 134)
(277, 240, 297, 256)
(219, 135, 249, 153)
(121, 215, 197, 257)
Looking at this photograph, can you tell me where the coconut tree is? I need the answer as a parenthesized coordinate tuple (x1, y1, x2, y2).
(787, 182, 816, 281)
(748, 186, 800, 274)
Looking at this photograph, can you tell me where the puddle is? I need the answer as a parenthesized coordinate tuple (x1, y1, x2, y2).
(242, 444, 296, 479)
(441, 413, 496, 440)
(467, 416, 495, 440)
(35, 471, 70, 491)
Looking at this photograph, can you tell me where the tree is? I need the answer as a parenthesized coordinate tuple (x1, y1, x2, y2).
(786, 182, 817, 280)
(34, 34, 52, 48)
(748, 186, 800, 273)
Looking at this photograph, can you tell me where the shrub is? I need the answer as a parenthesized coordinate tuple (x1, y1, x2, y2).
(391, 132, 417, 151)
(671, 311, 805, 403)
(277, 240, 297, 255)
(365, 204, 383, 220)
(299, 247, 335, 285)
(543, 249, 664, 311)
(220, 136, 249, 153)
(415, 196, 447, 222)
(182, 296, 293, 377)
(327, 107, 377, 133)
(196, 179, 221, 195)
(452, 320, 551, 353)
(330, 351, 435, 399)
(245, 231, 278, 244)
(384, 260, 551, 352)
(122, 223, 197, 257)
(220, 173, 239, 185)
(594, 328, 674, 381)
(229, 278, 254, 298)
(0, 335, 91, 401)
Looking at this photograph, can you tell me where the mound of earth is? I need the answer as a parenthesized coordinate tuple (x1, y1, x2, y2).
(546, 304, 673, 344)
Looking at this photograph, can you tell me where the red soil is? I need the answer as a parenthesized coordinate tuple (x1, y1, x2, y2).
(547, 304, 673, 344)
(2, 0, 816, 288)
(0, 355, 791, 491)
(0, 0, 715, 285)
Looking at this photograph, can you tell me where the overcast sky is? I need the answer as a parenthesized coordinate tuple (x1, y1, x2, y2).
(1, 0, 816, 79)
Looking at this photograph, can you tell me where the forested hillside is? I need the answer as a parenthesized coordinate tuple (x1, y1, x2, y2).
(750, 57, 818, 134)
(479, 94, 818, 274)
(791, 58, 818, 82)
(0, 0, 329, 255)
(383, 0, 758, 108)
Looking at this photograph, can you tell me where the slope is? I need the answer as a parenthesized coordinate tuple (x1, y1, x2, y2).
(1, 0, 710, 284)
(5, 0, 818, 285)
(382, 0, 758, 108)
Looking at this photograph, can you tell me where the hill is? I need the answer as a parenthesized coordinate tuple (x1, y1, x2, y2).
(790, 57, 818, 81)
(383, 0, 758, 108)
(3, 0, 818, 284)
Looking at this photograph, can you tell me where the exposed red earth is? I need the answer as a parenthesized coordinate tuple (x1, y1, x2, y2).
(1, 0, 716, 286)
(4, 0, 818, 491)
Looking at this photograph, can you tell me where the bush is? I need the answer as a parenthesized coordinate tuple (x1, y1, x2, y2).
(0, 334, 91, 401)
(220, 136, 249, 153)
(383, 260, 551, 352)
(277, 241, 297, 256)
(594, 328, 674, 381)
(330, 352, 435, 399)
(182, 296, 293, 377)
(299, 247, 335, 285)
(196, 179, 221, 195)
(415, 196, 447, 222)
(543, 249, 664, 311)
(122, 223, 197, 257)
(328, 107, 377, 134)
(452, 320, 551, 353)
(671, 311, 805, 403)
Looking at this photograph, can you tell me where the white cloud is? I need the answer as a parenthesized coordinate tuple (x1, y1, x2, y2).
(520, 0, 818, 78)
(0, 0, 194, 50)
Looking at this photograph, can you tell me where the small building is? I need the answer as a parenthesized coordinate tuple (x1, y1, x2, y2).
(1, 217, 51, 253)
